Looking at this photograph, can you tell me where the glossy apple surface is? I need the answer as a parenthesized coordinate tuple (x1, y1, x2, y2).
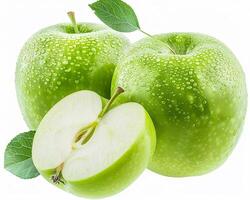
(112, 33, 247, 176)
(16, 23, 129, 129)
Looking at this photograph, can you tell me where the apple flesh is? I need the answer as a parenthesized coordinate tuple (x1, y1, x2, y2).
(16, 23, 129, 129)
(111, 33, 247, 177)
(32, 90, 156, 198)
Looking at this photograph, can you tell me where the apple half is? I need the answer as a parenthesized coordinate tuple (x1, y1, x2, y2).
(32, 89, 156, 198)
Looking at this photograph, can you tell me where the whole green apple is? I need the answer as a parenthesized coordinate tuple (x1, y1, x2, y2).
(112, 33, 247, 177)
(16, 22, 129, 129)
(32, 89, 156, 198)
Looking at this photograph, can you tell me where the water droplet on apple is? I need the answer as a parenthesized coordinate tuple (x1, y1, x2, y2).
(65, 68, 71, 73)
(63, 60, 69, 65)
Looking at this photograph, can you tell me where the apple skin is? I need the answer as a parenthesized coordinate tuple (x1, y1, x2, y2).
(16, 23, 129, 129)
(111, 33, 247, 177)
(38, 111, 155, 198)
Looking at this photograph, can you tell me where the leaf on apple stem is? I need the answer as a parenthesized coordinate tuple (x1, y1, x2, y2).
(4, 131, 40, 179)
(89, 0, 140, 32)
(89, 0, 176, 54)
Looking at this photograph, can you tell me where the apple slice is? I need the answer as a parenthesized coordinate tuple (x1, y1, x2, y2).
(32, 88, 156, 198)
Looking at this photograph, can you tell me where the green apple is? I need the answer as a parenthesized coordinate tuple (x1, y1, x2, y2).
(16, 20, 129, 129)
(32, 88, 156, 198)
(111, 33, 247, 177)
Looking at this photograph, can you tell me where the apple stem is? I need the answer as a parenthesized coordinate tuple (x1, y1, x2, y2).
(72, 87, 124, 148)
(67, 11, 80, 33)
(139, 29, 176, 54)
(99, 87, 125, 118)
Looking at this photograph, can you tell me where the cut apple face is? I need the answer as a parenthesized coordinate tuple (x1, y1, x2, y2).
(32, 89, 156, 198)
(32, 91, 103, 171)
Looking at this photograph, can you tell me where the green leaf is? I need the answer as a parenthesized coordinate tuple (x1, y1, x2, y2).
(89, 0, 140, 32)
(4, 131, 40, 179)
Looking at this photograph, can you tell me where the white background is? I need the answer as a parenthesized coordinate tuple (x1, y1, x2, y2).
(0, 0, 250, 199)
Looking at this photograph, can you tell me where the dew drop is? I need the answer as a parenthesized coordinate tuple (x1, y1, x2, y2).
(63, 60, 69, 65)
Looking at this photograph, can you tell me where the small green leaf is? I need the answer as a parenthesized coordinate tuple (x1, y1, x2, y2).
(89, 0, 140, 32)
(4, 131, 40, 179)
